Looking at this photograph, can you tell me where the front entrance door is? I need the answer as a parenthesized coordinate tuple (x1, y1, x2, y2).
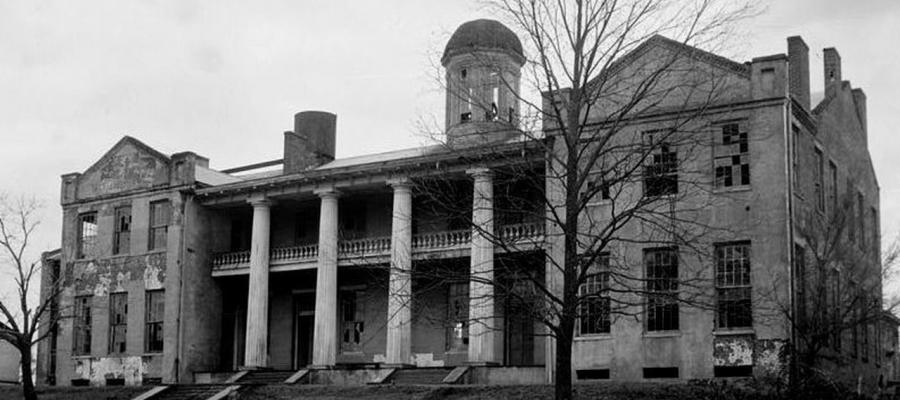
(293, 293, 315, 369)
(504, 280, 535, 365)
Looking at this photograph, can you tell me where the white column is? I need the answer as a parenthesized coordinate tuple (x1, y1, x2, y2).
(312, 189, 339, 367)
(467, 168, 499, 364)
(386, 179, 413, 365)
(244, 197, 272, 368)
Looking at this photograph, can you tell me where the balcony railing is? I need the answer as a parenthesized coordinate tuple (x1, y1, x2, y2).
(211, 222, 545, 272)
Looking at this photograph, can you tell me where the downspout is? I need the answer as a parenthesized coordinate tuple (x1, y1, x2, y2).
(175, 191, 191, 382)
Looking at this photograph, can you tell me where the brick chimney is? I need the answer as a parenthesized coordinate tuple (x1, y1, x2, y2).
(824, 47, 841, 97)
(284, 111, 337, 174)
(787, 36, 810, 110)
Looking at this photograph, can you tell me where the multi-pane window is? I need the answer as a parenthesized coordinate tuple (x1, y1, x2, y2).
(145, 290, 165, 353)
(340, 289, 365, 353)
(73, 296, 92, 355)
(585, 174, 611, 202)
(714, 123, 750, 188)
(446, 283, 469, 351)
(578, 254, 611, 335)
(814, 148, 825, 212)
(645, 248, 679, 331)
(77, 213, 98, 258)
(149, 201, 171, 251)
(715, 242, 752, 329)
(643, 133, 678, 196)
(108, 292, 128, 354)
(113, 206, 132, 255)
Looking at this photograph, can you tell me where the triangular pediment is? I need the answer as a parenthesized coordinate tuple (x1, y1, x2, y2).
(76, 136, 171, 199)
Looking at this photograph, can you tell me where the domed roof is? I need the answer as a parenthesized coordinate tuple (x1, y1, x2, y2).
(442, 19, 524, 65)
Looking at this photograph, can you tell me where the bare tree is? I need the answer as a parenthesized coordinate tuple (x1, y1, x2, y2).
(402, 1, 760, 399)
(0, 194, 61, 400)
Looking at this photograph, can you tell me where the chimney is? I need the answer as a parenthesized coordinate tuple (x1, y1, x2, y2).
(284, 111, 337, 174)
(852, 88, 867, 141)
(823, 47, 842, 97)
(787, 36, 810, 110)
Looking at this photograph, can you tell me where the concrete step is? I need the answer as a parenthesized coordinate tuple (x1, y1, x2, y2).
(388, 368, 454, 385)
(151, 384, 225, 400)
(237, 370, 297, 384)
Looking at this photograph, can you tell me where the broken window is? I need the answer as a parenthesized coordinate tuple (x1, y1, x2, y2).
(585, 173, 611, 202)
(643, 133, 678, 196)
(446, 283, 469, 351)
(113, 206, 132, 255)
(645, 247, 679, 331)
(814, 148, 825, 211)
(149, 200, 170, 251)
(145, 290, 165, 353)
(340, 289, 365, 353)
(715, 242, 752, 329)
(714, 123, 750, 188)
(578, 253, 611, 335)
(77, 213, 97, 258)
(108, 292, 128, 354)
(73, 296, 92, 355)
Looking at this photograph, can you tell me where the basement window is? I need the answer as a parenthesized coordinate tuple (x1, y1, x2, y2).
(576, 369, 610, 380)
(105, 378, 125, 386)
(714, 366, 753, 377)
(643, 367, 679, 379)
(71, 379, 89, 387)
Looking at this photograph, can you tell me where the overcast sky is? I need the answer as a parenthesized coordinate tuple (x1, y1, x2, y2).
(1, 0, 899, 301)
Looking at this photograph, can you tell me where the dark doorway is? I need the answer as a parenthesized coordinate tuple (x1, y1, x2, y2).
(504, 279, 535, 366)
(293, 292, 315, 369)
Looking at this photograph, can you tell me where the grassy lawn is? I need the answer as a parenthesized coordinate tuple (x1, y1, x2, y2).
(0, 385, 149, 400)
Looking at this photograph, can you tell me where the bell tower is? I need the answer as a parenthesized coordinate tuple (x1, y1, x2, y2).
(442, 19, 525, 146)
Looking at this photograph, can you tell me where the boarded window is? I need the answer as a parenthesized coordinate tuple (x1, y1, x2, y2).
(714, 123, 750, 188)
(715, 242, 752, 329)
(340, 289, 365, 353)
(446, 283, 469, 351)
(578, 253, 611, 335)
(77, 213, 97, 258)
(145, 290, 165, 353)
(149, 201, 170, 251)
(108, 292, 128, 354)
(73, 296, 92, 355)
(645, 248, 679, 331)
(113, 206, 132, 255)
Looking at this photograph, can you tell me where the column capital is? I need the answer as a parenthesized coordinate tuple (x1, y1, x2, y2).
(247, 195, 274, 208)
(466, 167, 493, 181)
(387, 177, 413, 192)
(314, 187, 341, 199)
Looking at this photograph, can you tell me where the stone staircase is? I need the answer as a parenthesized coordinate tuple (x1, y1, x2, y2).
(235, 370, 297, 384)
(386, 367, 454, 385)
(146, 384, 228, 400)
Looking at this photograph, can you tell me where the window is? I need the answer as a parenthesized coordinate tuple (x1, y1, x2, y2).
(857, 193, 865, 249)
(446, 283, 469, 351)
(73, 296, 92, 355)
(828, 162, 838, 214)
(793, 244, 806, 324)
(149, 201, 170, 251)
(578, 254, 611, 335)
(77, 213, 98, 258)
(108, 292, 128, 354)
(576, 369, 610, 380)
(848, 181, 856, 243)
(340, 289, 365, 353)
(714, 123, 750, 188)
(714, 366, 753, 377)
(113, 206, 132, 255)
(643, 133, 678, 196)
(645, 248, 679, 331)
(715, 242, 752, 329)
(871, 208, 879, 255)
(585, 174, 611, 202)
(814, 149, 824, 211)
(643, 367, 679, 378)
(145, 290, 165, 353)
(792, 125, 800, 193)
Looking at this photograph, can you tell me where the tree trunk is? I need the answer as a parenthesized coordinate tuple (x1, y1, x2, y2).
(20, 344, 37, 400)
(554, 320, 574, 400)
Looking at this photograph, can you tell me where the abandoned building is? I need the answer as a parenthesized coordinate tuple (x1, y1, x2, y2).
(35, 19, 887, 389)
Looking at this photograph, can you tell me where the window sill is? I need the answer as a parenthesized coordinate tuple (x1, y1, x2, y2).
(586, 200, 612, 207)
(712, 186, 751, 194)
(70, 355, 93, 359)
(643, 331, 681, 338)
(143, 352, 164, 356)
(574, 334, 612, 342)
(713, 328, 755, 336)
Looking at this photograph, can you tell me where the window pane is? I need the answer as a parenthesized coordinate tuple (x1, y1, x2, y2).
(716, 242, 752, 329)
(645, 248, 678, 331)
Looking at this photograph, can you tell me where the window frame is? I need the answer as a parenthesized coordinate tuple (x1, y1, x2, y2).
(714, 241, 752, 330)
(446, 282, 469, 351)
(144, 290, 165, 353)
(108, 292, 128, 354)
(148, 200, 171, 251)
(77, 212, 98, 259)
(72, 295, 92, 356)
(578, 253, 611, 336)
(113, 205, 132, 255)
(642, 131, 678, 197)
(814, 148, 825, 212)
(713, 122, 750, 189)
